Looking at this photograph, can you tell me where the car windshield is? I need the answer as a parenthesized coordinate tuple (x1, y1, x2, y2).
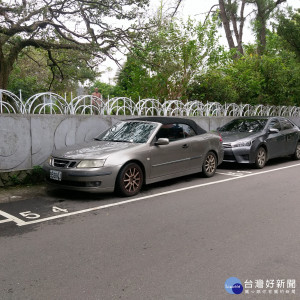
(219, 119, 268, 133)
(95, 121, 158, 143)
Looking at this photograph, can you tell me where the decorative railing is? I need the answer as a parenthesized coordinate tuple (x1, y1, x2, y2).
(1, 90, 300, 117)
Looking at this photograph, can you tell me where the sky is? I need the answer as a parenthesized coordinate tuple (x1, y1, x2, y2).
(98, 0, 300, 85)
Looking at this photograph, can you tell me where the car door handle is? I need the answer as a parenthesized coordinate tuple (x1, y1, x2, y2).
(182, 144, 189, 149)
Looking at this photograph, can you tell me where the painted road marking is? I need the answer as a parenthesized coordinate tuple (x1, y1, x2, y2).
(216, 172, 242, 177)
(0, 210, 26, 226)
(1, 162, 300, 227)
(0, 219, 12, 224)
(52, 206, 68, 213)
(13, 162, 300, 227)
(216, 170, 253, 177)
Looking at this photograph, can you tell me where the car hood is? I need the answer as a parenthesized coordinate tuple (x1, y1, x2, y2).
(220, 131, 261, 143)
(52, 140, 139, 160)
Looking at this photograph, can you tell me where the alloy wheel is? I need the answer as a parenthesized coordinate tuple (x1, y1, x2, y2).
(205, 154, 216, 174)
(123, 167, 141, 194)
(255, 148, 266, 169)
(202, 152, 217, 178)
(116, 163, 143, 197)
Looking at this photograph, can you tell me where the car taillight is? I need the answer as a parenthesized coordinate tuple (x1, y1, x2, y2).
(219, 134, 223, 142)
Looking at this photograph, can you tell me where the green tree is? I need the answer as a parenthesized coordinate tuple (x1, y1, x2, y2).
(0, 0, 149, 90)
(7, 48, 49, 99)
(277, 9, 300, 60)
(174, 0, 287, 55)
(249, 0, 287, 54)
(7, 47, 98, 97)
(117, 15, 220, 100)
(188, 41, 300, 106)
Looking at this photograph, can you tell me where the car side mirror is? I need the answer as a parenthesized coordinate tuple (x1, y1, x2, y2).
(268, 128, 279, 134)
(155, 138, 169, 146)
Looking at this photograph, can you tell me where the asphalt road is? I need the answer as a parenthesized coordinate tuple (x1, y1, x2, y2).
(0, 158, 300, 300)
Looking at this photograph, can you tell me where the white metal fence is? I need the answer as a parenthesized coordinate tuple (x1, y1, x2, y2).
(1, 90, 300, 117)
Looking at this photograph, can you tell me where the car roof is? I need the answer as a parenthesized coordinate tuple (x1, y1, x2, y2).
(130, 117, 207, 135)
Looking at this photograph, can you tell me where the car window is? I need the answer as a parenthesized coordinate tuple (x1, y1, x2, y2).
(95, 121, 158, 143)
(268, 119, 281, 131)
(219, 119, 268, 133)
(156, 123, 185, 142)
(181, 124, 196, 138)
(156, 123, 197, 141)
(281, 119, 294, 130)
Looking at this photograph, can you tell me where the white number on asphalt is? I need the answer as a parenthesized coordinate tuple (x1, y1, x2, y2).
(52, 206, 68, 213)
(19, 211, 41, 219)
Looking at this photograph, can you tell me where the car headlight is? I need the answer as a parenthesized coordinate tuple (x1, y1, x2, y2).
(77, 159, 106, 168)
(232, 140, 253, 148)
(48, 156, 54, 166)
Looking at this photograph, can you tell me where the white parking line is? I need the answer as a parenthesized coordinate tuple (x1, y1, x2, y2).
(0, 210, 26, 226)
(0, 219, 12, 224)
(216, 172, 242, 177)
(217, 170, 253, 177)
(14, 162, 300, 227)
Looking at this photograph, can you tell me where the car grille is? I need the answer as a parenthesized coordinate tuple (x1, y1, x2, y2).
(48, 179, 101, 187)
(223, 143, 232, 148)
(53, 158, 77, 168)
(224, 153, 236, 161)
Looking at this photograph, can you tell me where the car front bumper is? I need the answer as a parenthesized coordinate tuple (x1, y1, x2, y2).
(43, 163, 121, 193)
(223, 147, 253, 164)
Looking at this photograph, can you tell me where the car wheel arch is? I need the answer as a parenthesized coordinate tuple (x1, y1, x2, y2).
(255, 143, 268, 160)
(115, 159, 146, 186)
(293, 141, 300, 160)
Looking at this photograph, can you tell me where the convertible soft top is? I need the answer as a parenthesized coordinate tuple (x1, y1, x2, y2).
(131, 117, 207, 135)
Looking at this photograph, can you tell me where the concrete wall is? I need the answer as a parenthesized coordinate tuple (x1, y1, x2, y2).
(1, 115, 300, 173)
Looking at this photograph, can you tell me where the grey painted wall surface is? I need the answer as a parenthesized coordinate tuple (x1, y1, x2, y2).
(1, 115, 299, 172)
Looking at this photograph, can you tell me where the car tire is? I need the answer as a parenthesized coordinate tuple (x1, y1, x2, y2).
(202, 152, 217, 178)
(254, 147, 267, 169)
(116, 163, 143, 197)
(293, 142, 300, 160)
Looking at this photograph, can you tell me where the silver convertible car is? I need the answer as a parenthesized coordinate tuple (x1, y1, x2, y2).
(43, 117, 224, 196)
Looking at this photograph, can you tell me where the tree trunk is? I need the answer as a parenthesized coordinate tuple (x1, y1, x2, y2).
(0, 45, 14, 90)
(0, 44, 18, 90)
(254, 0, 287, 55)
(237, 0, 246, 55)
(219, 0, 236, 50)
(255, 2, 267, 55)
(0, 61, 11, 90)
(257, 18, 267, 55)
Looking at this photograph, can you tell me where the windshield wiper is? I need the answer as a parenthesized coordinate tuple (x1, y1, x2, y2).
(112, 139, 134, 143)
(94, 138, 133, 143)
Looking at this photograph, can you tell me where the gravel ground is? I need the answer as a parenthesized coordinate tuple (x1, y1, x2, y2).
(0, 184, 47, 204)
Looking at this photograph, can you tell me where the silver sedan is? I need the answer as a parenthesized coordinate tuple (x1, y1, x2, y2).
(219, 117, 300, 168)
(43, 117, 224, 196)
